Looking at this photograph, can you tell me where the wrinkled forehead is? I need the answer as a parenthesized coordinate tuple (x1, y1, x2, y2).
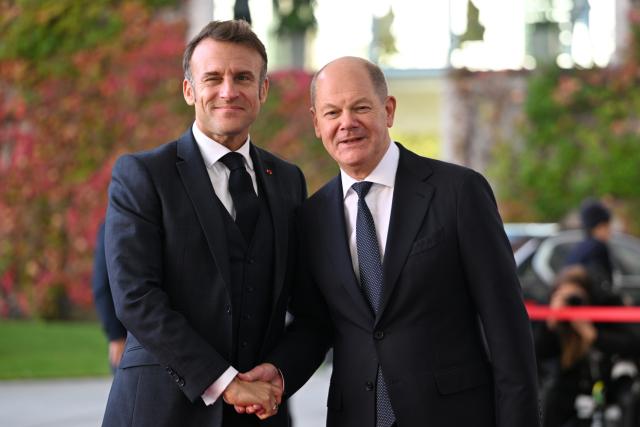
(315, 67, 376, 103)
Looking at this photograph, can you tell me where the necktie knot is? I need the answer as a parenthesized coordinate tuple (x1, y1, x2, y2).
(220, 152, 245, 171)
(352, 181, 373, 199)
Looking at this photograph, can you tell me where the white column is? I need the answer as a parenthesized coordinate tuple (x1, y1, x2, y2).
(613, 0, 631, 65)
(186, 0, 214, 41)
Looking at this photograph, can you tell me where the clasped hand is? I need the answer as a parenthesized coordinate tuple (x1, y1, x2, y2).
(222, 363, 283, 420)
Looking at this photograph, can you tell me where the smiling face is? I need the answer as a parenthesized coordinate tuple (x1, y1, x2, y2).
(183, 38, 268, 150)
(311, 58, 396, 180)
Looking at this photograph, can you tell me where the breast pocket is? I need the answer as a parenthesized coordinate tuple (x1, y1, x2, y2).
(408, 226, 444, 257)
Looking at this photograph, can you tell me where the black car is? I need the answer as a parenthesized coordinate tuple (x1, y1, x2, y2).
(511, 228, 640, 304)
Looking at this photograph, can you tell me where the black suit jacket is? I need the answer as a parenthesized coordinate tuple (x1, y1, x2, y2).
(103, 129, 306, 427)
(270, 143, 540, 427)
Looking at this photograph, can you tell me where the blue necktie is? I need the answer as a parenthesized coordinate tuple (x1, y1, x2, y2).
(220, 152, 259, 243)
(352, 181, 396, 427)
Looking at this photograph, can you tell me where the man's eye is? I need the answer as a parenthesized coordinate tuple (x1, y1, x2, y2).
(237, 75, 251, 81)
(324, 111, 337, 117)
(356, 106, 371, 112)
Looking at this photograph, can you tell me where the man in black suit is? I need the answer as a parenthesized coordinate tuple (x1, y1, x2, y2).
(102, 20, 304, 426)
(241, 57, 540, 427)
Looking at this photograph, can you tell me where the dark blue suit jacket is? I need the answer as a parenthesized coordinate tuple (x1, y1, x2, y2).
(103, 129, 306, 427)
(92, 222, 126, 342)
(270, 143, 540, 427)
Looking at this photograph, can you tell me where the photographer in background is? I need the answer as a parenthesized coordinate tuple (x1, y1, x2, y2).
(565, 198, 614, 298)
(535, 266, 640, 427)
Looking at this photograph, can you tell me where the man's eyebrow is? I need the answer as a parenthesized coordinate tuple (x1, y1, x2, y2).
(319, 97, 371, 109)
(201, 69, 256, 78)
(201, 71, 221, 79)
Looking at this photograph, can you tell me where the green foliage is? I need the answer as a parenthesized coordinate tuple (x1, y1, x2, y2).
(492, 57, 640, 232)
(253, 70, 336, 193)
(272, 0, 316, 35)
(0, 321, 109, 379)
(0, 0, 192, 318)
(0, 1, 336, 319)
(459, 0, 485, 44)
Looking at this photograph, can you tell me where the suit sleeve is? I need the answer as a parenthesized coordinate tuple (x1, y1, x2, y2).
(92, 222, 127, 341)
(105, 154, 231, 402)
(456, 170, 540, 427)
(267, 212, 333, 397)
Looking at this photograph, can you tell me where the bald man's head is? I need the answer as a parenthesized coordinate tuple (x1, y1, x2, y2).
(310, 57, 388, 108)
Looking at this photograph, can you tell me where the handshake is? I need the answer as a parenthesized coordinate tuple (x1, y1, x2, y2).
(222, 363, 283, 420)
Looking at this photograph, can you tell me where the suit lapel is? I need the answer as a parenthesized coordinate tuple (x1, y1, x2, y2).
(378, 144, 434, 324)
(250, 144, 287, 311)
(175, 129, 232, 289)
(320, 176, 375, 322)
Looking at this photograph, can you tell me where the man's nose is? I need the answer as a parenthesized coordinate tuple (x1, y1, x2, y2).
(219, 79, 239, 100)
(339, 110, 359, 131)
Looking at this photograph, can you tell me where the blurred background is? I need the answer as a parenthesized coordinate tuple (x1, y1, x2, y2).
(1, 0, 640, 425)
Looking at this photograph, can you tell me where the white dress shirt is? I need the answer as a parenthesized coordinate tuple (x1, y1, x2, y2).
(192, 122, 258, 218)
(341, 141, 399, 280)
(191, 122, 257, 405)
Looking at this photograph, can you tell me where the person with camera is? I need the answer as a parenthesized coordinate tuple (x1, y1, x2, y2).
(535, 266, 640, 427)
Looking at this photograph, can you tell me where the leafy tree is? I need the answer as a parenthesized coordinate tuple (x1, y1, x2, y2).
(0, 0, 191, 318)
(0, 1, 333, 319)
(491, 7, 640, 234)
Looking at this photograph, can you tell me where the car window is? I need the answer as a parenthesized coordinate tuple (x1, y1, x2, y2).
(611, 242, 640, 275)
(548, 242, 575, 273)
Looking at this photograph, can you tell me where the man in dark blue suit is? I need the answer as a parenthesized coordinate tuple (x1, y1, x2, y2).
(102, 20, 304, 426)
(92, 221, 126, 372)
(242, 57, 540, 427)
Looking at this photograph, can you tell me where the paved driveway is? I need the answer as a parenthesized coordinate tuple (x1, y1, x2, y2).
(0, 366, 330, 427)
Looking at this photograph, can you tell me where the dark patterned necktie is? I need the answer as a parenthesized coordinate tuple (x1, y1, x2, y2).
(352, 181, 396, 427)
(220, 152, 259, 242)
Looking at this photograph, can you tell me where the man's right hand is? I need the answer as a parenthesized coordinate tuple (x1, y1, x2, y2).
(235, 363, 284, 415)
(222, 376, 282, 420)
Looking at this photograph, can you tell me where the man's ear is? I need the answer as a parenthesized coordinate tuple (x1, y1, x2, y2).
(183, 79, 195, 106)
(310, 107, 321, 138)
(385, 96, 396, 128)
(259, 77, 269, 104)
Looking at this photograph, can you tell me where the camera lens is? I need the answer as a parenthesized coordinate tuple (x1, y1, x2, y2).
(565, 295, 585, 306)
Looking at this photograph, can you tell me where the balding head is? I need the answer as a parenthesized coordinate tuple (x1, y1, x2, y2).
(310, 57, 388, 108)
(308, 56, 396, 180)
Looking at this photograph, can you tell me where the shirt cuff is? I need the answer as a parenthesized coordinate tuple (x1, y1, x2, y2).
(201, 366, 238, 406)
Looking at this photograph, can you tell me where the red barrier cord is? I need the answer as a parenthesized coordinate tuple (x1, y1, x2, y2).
(525, 302, 640, 323)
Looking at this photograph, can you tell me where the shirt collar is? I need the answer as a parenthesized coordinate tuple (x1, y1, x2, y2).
(192, 122, 254, 171)
(341, 141, 399, 199)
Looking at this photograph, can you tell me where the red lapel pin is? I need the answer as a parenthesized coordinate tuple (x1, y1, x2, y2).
(266, 168, 273, 175)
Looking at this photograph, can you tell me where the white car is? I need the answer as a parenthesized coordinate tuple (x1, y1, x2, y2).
(511, 228, 640, 304)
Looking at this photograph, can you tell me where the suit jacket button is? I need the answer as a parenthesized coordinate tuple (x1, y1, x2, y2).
(225, 305, 232, 315)
(374, 330, 384, 340)
(365, 381, 374, 391)
(241, 341, 248, 348)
